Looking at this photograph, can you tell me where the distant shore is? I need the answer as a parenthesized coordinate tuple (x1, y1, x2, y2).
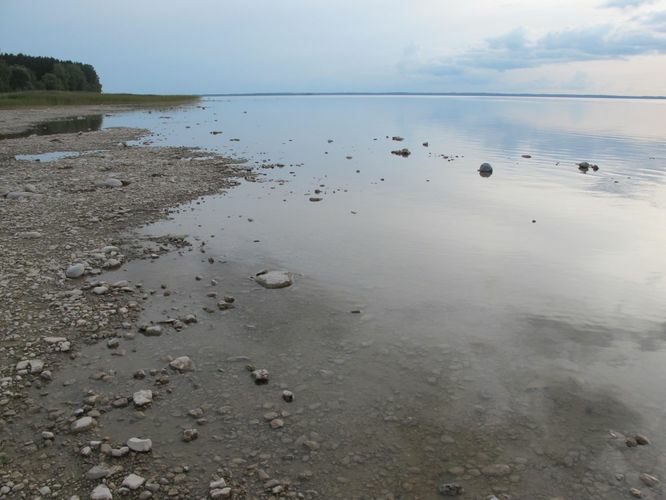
(0, 90, 199, 109)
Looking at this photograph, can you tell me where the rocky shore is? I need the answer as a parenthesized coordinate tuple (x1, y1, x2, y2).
(0, 107, 254, 498)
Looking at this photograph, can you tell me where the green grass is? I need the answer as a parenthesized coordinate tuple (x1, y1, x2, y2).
(0, 91, 199, 108)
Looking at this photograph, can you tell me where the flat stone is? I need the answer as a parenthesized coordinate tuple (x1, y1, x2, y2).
(93, 286, 109, 295)
(127, 437, 152, 452)
(96, 178, 123, 188)
(482, 464, 511, 477)
(210, 488, 231, 499)
(122, 473, 145, 490)
(71, 416, 96, 433)
(255, 270, 292, 289)
(86, 464, 112, 480)
(133, 390, 153, 407)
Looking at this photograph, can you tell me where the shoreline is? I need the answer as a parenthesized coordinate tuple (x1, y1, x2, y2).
(0, 105, 255, 495)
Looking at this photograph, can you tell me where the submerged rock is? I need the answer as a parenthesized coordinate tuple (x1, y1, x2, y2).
(438, 482, 464, 496)
(169, 356, 195, 372)
(255, 270, 292, 289)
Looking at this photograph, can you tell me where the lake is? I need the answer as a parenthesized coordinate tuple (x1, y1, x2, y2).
(64, 95, 666, 498)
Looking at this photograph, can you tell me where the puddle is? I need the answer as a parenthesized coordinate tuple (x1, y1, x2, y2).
(0, 114, 103, 140)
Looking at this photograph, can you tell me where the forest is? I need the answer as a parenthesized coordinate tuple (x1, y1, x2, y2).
(0, 53, 102, 92)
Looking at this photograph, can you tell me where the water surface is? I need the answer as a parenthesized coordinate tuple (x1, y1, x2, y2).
(65, 96, 666, 498)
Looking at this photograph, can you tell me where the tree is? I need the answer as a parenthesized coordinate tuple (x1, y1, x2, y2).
(0, 53, 103, 93)
(41, 72, 63, 90)
(0, 60, 10, 92)
(9, 65, 33, 90)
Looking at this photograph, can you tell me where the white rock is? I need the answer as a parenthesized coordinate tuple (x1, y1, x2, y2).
(93, 286, 108, 295)
(209, 479, 227, 489)
(66, 263, 86, 278)
(255, 270, 293, 289)
(169, 356, 195, 372)
(210, 488, 231, 499)
(133, 390, 153, 407)
(127, 437, 152, 452)
(96, 178, 123, 188)
(44, 337, 67, 344)
(71, 416, 96, 433)
(122, 473, 145, 490)
(90, 484, 113, 500)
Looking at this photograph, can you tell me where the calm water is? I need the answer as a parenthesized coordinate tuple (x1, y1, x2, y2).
(62, 96, 666, 498)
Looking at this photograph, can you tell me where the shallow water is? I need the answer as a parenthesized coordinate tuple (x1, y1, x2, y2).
(0, 114, 103, 140)
(51, 96, 666, 498)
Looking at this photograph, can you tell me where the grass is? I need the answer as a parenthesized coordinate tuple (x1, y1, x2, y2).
(0, 91, 199, 108)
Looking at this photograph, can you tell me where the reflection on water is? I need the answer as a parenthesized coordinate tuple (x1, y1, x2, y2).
(0, 114, 103, 140)
(93, 96, 666, 497)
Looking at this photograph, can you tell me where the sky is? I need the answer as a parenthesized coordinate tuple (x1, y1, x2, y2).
(1, 0, 666, 95)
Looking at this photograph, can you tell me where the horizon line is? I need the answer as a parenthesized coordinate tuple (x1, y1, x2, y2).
(200, 91, 666, 100)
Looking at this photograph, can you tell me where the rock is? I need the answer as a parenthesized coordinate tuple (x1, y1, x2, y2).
(16, 231, 42, 239)
(66, 263, 86, 278)
(143, 325, 162, 336)
(423, 142, 429, 147)
(438, 483, 464, 496)
(169, 356, 195, 372)
(392, 136, 404, 141)
(282, 390, 294, 402)
(578, 161, 590, 170)
(93, 286, 109, 295)
(127, 437, 152, 452)
(182, 428, 198, 442)
(251, 369, 269, 384)
(96, 178, 123, 188)
(635, 434, 650, 445)
(482, 464, 511, 477)
(42, 431, 55, 440)
(640, 473, 659, 487)
(626, 437, 638, 447)
(122, 474, 145, 490)
(106, 338, 120, 349)
(309, 197, 323, 202)
(255, 270, 292, 289)
(90, 484, 113, 500)
(86, 464, 113, 480)
(479, 162, 493, 173)
(71, 416, 96, 433)
(270, 418, 284, 429)
(133, 390, 153, 407)
(16, 359, 44, 374)
(217, 300, 234, 310)
(210, 479, 227, 489)
(210, 488, 231, 498)
(391, 148, 411, 157)
(630, 488, 643, 498)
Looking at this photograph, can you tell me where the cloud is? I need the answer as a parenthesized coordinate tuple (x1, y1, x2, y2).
(409, 24, 666, 77)
(636, 10, 666, 31)
(602, 0, 659, 9)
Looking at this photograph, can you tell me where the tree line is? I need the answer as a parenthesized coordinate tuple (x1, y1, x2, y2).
(0, 53, 102, 92)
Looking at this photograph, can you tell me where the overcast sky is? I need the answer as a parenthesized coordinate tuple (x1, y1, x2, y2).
(1, 0, 666, 95)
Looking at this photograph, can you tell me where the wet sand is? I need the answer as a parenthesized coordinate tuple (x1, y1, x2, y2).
(1, 103, 665, 500)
